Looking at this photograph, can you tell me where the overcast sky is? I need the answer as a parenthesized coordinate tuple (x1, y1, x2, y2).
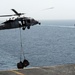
(0, 0, 75, 20)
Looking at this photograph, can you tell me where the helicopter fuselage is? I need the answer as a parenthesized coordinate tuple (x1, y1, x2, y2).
(0, 17, 41, 30)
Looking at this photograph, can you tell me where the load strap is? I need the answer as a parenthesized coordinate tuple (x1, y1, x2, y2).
(19, 28, 25, 61)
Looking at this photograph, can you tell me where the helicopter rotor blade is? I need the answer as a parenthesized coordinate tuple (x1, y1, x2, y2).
(0, 14, 18, 17)
(11, 9, 19, 15)
(42, 7, 54, 11)
(0, 14, 14, 17)
(11, 9, 25, 16)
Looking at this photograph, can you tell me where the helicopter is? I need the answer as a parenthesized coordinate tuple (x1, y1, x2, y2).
(0, 9, 41, 30)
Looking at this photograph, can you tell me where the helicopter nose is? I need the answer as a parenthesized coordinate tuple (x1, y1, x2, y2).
(36, 20, 41, 25)
(32, 19, 41, 25)
(38, 22, 41, 25)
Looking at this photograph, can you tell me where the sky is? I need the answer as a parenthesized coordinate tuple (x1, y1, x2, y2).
(0, 0, 75, 20)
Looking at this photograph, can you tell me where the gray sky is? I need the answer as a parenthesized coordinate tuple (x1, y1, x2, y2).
(0, 0, 75, 20)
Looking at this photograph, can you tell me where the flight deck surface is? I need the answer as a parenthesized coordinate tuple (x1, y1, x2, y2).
(0, 64, 75, 75)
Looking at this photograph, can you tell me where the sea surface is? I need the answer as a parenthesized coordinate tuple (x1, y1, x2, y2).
(0, 20, 75, 70)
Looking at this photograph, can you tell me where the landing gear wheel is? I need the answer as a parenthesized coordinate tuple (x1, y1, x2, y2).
(27, 26, 30, 29)
(22, 27, 25, 30)
(17, 61, 24, 69)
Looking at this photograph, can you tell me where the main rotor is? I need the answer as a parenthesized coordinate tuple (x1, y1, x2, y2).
(0, 9, 25, 17)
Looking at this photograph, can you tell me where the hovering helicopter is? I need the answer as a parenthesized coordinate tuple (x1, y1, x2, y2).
(0, 9, 41, 30)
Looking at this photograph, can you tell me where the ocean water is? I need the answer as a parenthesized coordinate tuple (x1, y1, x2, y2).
(0, 20, 75, 70)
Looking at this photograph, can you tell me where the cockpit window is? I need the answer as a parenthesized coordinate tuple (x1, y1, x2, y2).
(27, 19, 30, 23)
(32, 19, 34, 21)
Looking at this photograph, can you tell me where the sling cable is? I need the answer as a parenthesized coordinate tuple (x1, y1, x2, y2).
(17, 28, 29, 69)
